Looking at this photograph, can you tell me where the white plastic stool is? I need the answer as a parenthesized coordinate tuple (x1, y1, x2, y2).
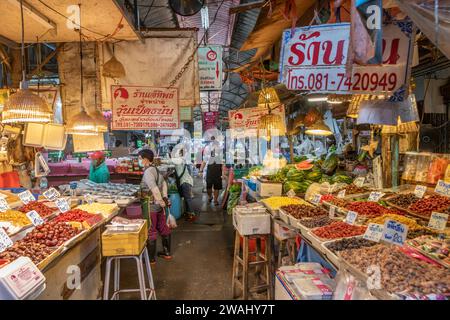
(103, 247, 156, 300)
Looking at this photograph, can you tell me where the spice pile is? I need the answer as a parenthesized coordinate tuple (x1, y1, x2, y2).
(312, 221, 366, 240)
(281, 204, 327, 219)
(340, 245, 450, 295)
(19, 201, 55, 217)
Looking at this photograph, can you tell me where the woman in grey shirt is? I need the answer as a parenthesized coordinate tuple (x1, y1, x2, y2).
(139, 149, 172, 264)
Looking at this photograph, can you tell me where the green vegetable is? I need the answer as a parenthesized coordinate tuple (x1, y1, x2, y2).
(332, 174, 353, 184)
(321, 150, 339, 175)
(306, 170, 322, 182)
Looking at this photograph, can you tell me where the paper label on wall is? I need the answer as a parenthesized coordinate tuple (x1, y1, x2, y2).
(345, 211, 358, 225)
(55, 198, 70, 213)
(414, 185, 427, 198)
(311, 194, 322, 205)
(0, 198, 10, 212)
(337, 189, 346, 198)
(368, 192, 385, 202)
(363, 223, 384, 242)
(329, 205, 336, 218)
(26, 210, 44, 226)
(382, 219, 408, 246)
(353, 177, 365, 188)
(287, 189, 296, 198)
(428, 212, 448, 231)
(43, 187, 60, 201)
(18, 191, 35, 205)
(434, 180, 450, 197)
(0, 228, 13, 252)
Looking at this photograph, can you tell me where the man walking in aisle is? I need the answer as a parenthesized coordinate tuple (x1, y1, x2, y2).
(199, 136, 223, 206)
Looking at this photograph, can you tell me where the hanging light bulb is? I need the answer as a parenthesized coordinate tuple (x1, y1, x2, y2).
(66, 4, 97, 136)
(1, 0, 52, 124)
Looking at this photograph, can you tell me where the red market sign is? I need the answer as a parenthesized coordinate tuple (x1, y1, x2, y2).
(111, 85, 179, 130)
(202, 111, 219, 131)
(279, 21, 414, 95)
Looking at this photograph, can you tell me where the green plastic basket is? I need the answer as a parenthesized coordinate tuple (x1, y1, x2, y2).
(233, 168, 249, 180)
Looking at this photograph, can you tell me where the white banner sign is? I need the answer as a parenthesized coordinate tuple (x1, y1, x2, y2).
(198, 46, 223, 90)
(279, 21, 414, 95)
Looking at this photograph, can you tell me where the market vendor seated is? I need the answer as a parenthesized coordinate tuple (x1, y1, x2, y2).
(88, 151, 110, 183)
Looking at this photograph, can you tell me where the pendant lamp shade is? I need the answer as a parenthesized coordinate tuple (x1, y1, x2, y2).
(66, 109, 98, 135)
(305, 118, 333, 136)
(258, 87, 280, 109)
(90, 109, 108, 132)
(2, 83, 52, 123)
(102, 55, 126, 79)
(258, 113, 285, 141)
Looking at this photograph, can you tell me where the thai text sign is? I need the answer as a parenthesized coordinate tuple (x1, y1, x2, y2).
(228, 105, 286, 137)
(279, 21, 413, 94)
(198, 46, 223, 90)
(111, 85, 179, 130)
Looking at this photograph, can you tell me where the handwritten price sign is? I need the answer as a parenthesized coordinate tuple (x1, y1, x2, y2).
(428, 212, 448, 231)
(0, 198, 10, 213)
(414, 185, 427, 199)
(43, 187, 60, 201)
(311, 194, 322, 205)
(329, 205, 336, 218)
(0, 228, 13, 253)
(434, 180, 450, 197)
(55, 198, 70, 213)
(353, 177, 365, 188)
(337, 189, 346, 199)
(287, 189, 296, 198)
(363, 223, 384, 243)
(18, 190, 35, 205)
(382, 219, 408, 246)
(368, 192, 385, 202)
(345, 211, 358, 225)
(26, 210, 44, 226)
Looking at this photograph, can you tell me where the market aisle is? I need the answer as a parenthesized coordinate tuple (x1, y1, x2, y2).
(115, 177, 235, 300)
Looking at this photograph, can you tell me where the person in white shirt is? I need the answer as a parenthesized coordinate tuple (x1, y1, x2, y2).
(199, 136, 223, 206)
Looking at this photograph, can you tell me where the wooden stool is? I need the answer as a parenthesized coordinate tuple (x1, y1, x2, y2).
(103, 247, 156, 300)
(231, 231, 273, 300)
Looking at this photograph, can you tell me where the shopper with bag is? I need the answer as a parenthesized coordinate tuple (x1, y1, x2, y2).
(138, 149, 173, 264)
(165, 147, 197, 222)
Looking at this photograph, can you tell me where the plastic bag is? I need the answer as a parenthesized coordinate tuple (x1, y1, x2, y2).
(166, 209, 177, 229)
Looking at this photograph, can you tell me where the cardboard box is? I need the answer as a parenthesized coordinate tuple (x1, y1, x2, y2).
(257, 179, 283, 197)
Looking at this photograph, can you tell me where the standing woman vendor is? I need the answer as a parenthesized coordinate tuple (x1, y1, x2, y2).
(88, 151, 110, 183)
(138, 149, 172, 264)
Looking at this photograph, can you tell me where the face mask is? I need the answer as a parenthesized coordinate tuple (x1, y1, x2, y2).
(138, 159, 144, 167)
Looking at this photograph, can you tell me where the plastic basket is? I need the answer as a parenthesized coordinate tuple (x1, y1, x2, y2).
(233, 168, 249, 180)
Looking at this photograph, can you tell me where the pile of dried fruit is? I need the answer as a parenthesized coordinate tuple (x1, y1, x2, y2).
(340, 245, 450, 295)
(53, 209, 94, 223)
(345, 201, 387, 218)
(312, 221, 366, 239)
(22, 221, 80, 247)
(281, 204, 327, 219)
(19, 201, 54, 217)
(368, 214, 424, 231)
(299, 216, 334, 229)
(325, 237, 377, 253)
(409, 195, 450, 217)
(0, 210, 31, 227)
(388, 193, 420, 208)
(261, 197, 310, 210)
(0, 242, 54, 265)
(335, 184, 369, 195)
(327, 197, 348, 208)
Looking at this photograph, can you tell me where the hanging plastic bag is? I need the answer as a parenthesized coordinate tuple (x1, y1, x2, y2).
(166, 208, 177, 229)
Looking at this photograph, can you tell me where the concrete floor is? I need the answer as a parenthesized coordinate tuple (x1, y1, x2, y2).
(112, 178, 235, 300)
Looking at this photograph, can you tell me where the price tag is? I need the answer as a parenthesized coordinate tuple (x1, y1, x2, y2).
(345, 211, 358, 225)
(0, 198, 10, 212)
(84, 194, 95, 204)
(382, 219, 408, 246)
(55, 198, 70, 213)
(18, 190, 35, 205)
(368, 191, 385, 202)
(363, 223, 384, 242)
(434, 180, 450, 197)
(43, 187, 60, 201)
(428, 212, 449, 231)
(414, 185, 427, 199)
(337, 189, 346, 199)
(26, 210, 44, 226)
(0, 228, 13, 253)
(287, 189, 296, 198)
(329, 205, 336, 218)
(311, 194, 322, 205)
(353, 177, 365, 188)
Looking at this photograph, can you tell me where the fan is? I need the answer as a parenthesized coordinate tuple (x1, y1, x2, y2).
(169, 0, 205, 16)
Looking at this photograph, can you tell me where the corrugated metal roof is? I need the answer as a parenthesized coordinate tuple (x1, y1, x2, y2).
(116, 0, 178, 29)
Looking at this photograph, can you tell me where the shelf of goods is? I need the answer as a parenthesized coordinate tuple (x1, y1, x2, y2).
(0, 195, 121, 300)
(257, 186, 450, 299)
